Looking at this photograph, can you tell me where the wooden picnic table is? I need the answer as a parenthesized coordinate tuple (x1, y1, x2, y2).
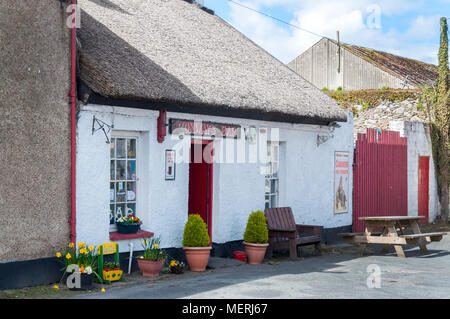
(339, 216, 447, 258)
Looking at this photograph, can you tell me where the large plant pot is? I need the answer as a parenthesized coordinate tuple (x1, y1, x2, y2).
(183, 247, 212, 272)
(137, 258, 165, 277)
(116, 223, 141, 234)
(244, 242, 269, 264)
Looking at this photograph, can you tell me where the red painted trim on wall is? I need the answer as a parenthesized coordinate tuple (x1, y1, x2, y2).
(69, 0, 77, 244)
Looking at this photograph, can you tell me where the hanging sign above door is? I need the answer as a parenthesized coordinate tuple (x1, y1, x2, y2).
(169, 119, 241, 139)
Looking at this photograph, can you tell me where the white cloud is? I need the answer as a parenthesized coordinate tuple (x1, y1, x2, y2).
(226, 0, 441, 65)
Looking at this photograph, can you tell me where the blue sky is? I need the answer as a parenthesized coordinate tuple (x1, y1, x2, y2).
(204, 0, 449, 65)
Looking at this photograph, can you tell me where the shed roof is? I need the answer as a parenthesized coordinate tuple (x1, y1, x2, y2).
(77, 0, 346, 124)
(328, 39, 439, 87)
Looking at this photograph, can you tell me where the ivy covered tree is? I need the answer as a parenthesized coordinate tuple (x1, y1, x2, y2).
(435, 17, 450, 224)
(422, 17, 450, 224)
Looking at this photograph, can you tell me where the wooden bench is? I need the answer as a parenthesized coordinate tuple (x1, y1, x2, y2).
(264, 207, 322, 259)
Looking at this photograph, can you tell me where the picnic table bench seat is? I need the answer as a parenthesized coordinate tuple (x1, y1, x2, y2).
(339, 231, 382, 237)
(400, 232, 447, 242)
(264, 207, 322, 259)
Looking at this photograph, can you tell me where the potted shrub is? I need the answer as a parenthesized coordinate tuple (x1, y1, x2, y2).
(116, 214, 142, 234)
(137, 236, 166, 277)
(56, 242, 102, 290)
(182, 214, 211, 271)
(243, 210, 269, 264)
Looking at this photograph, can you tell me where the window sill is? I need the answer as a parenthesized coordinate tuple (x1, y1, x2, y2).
(109, 230, 154, 241)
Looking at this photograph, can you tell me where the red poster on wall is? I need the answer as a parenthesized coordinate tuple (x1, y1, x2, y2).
(335, 151, 349, 214)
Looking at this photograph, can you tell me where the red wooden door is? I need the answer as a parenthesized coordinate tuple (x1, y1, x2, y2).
(418, 156, 429, 223)
(353, 129, 408, 232)
(188, 140, 213, 239)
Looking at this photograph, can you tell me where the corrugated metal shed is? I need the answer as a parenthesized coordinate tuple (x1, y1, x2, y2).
(287, 38, 438, 90)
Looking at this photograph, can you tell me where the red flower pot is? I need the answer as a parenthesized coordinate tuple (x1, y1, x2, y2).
(137, 258, 165, 277)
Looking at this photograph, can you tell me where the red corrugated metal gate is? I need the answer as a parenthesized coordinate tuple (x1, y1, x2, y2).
(353, 129, 408, 232)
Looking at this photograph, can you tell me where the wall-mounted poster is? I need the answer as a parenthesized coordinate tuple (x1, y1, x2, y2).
(165, 150, 176, 180)
(334, 151, 349, 214)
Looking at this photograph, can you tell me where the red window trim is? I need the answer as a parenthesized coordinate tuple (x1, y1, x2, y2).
(109, 230, 154, 241)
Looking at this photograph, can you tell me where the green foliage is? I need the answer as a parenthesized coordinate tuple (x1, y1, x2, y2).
(362, 102, 370, 111)
(243, 210, 268, 244)
(336, 86, 343, 91)
(182, 214, 210, 247)
(321, 87, 329, 92)
(327, 89, 419, 113)
(419, 17, 449, 222)
(379, 86, 390, 90)
(141, 236, 166, 260)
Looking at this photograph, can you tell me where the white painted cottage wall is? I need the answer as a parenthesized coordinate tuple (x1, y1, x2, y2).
(76, 104, 354, 252)
(389, 121, 439, 222)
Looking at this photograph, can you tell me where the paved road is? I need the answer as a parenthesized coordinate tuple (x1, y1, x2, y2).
(75, 236, 450, 299)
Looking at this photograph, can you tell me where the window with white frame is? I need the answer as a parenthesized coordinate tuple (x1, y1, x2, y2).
(110, 135, 138, 228)
(265, 142, 279, 209)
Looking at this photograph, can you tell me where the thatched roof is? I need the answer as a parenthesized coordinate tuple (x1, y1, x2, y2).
(328, 39, 438, 87)
(77, 0, 346, 124)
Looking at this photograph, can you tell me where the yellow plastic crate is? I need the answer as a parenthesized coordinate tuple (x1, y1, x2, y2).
(103, 269, 123, 282)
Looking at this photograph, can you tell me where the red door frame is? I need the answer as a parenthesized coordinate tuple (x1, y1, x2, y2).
(188, 139, 214, 242)
(418, 156, 429, 224)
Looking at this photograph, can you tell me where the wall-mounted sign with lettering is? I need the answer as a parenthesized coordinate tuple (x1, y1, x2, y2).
(165, 150, 176, 180)
(169, 119, 241, 139)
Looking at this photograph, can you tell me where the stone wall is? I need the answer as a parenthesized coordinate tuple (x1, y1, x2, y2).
(353, 98, 428, 138)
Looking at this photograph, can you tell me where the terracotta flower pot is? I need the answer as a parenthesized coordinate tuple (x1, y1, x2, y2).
(137, 258, 165, 277)
(183, 246, 212, 272)
(244, 242, 269, 264)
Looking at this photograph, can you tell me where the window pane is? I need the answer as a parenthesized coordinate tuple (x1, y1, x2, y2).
(110, 138, 115, 158)
(116, 182, 126, 202)
(116, 138, 126, 158)
(127, 182, 137, 201)
(110, 204, 115, 224)
(110, 160, 115, 180)
(127, 139, 136, 158)
(110, 182, 115, 202)
(126, 203, 136, 217)
(116, 160, 126, 180)
(127, 160, 136, 181)
(265, 179, 270, 193)
(270, 195, 277, 208)
(270, 179, 278, 194)
(115, 204, 125, 221)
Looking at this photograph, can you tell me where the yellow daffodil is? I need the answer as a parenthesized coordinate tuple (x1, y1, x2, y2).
(101, 288, 106, 293)
(69, 242, 74, 248)
(88, 245, 94, 251)
(154, 243, 158, 248)
(56, 252, 62, 258)
(53, 285, 59, 290)
(66, 253, 72, 259)
(78, 242, 85, 248)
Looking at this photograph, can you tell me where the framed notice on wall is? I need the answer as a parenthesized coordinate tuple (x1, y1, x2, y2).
(334, 151, 349, 214)
(165, 150, 176, 180)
